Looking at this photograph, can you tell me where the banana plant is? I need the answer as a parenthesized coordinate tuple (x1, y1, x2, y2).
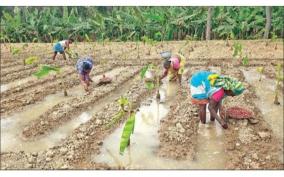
(256, 66, 264, 81)
(119, 111, 136, 155)
(242, 55, 249, 66)
(65, 49, 79, 60)
(141, 35, 157, 55)
(24, 56, 39, 66)
(232, 42, 243, 58)
(273, 63, 283, 105)
(33, 65, 68, 96)
(105, 96, 130, 129)
(33, 65, 60, 78)
(10, 46, 20, 56)
(140, 64, 161, 99)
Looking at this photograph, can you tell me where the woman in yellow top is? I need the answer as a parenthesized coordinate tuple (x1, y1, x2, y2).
(160, 52, 186, 85)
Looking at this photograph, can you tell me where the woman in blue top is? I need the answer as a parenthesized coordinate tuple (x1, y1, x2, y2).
(52, 39, 73, 60)
(189, 70, 245, 129)
(76, 57, 94, 92)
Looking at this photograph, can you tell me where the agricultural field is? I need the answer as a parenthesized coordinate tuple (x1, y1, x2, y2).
(0, 40, 283, 169)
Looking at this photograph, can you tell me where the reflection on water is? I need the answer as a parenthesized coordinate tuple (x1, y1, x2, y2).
(94, 81, 225, 169)
(1, 67, 127, 152)
(242, 68, 283, 162)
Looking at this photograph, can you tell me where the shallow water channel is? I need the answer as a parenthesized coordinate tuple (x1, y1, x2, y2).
(93, 79, 226, 169)
(1, 67, 126, 152)
(242, 68, 283, 161)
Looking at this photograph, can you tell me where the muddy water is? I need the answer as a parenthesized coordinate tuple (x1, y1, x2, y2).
(242, 68, 284, 147)
(1, 67, 127, 152)
(93, 80, 226, 169)
(194, 106, 225, 169)
(1, 93, 71, 152)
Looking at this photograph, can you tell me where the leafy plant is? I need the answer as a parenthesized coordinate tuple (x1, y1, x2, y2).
(232, 42, 243, 58)
(1, 7, 284, 42)
(141, 35, 157, 55)
(24, 56, 39, 65)
(140, 64, 150, 79)
(118, 96, 129, 111)
(274, 63, 283, 105)
(242, 55, 249, 66)
(105, 96, 130, 129)
(33, 65, 61, 78)
(256, 66, 264, 81)
(10, 46, 20, 56)
(119, 112, 136, 155)
(65, 49, 79, 59)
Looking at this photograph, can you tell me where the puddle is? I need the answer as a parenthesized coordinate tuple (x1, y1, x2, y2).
(93, 81, 225, 169)
(1, 93, 72, 152)
(1, 67, 128, 152)
(194, 106, 225, 169)
(242, 68, 283, 150)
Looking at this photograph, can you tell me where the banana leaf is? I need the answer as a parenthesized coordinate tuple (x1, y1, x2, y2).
(145, 81, 155, 90)
(10, 47, 20, 55)
(242, 55, 249, 66)
(118, 97, 129, 107)
(33, 65, 60, 78)
(25, 56, 39, 65)
(256, 67, 264, 74)
(119, 113, 136, 155)
(140, 65, 149, 79)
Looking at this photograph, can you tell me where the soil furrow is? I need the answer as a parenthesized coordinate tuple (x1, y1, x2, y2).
(0, 65, 113, 116)
(222, 67, 283, 169)
(21, 67, 140, 140)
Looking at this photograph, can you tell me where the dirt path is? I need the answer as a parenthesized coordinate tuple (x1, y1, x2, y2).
(222, 67, 283, 169)
(0, 65, 113, 116)
(0, 70, 155, 169)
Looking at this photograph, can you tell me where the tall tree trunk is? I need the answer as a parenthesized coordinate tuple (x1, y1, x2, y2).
(264, 6, 272, 39)
(206, 7, 213, 40)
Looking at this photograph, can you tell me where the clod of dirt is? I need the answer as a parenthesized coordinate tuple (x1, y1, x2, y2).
(257, 131, 271, 139)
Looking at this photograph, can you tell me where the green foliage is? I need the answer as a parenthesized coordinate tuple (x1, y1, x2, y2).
(105, 110, 126, 129)
(145, 81, 155, 90)
(242, 55, 249, 66)
(271, 32, 278, 42)
(1, 7, 283, 42)
(65, 49, 78, 59)
(10, 46, 20, 55)
(118, 96, 129, 111)
(233, 42, 243, 58)
(256, 66, 264, 74)
(275, 63, 284, 81)
(119, 112, 136, 155)
(24, 56, 39, 65)
(33, 65, 61, 78)
(140, 64, 149, 79)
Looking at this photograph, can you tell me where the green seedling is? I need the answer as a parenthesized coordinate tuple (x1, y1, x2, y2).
(24, 56, 39, 65)
(256, 67, 264, 81)
(10, 46, 20, 56)
(242, 55, 249, 66)
(274, 63, 283, 105)
(232, 42, 243, 58)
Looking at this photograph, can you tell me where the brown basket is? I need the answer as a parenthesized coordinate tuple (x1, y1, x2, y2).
(222, 106, 254, 119)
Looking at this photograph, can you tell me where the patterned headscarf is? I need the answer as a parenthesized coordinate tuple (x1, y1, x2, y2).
(208, 74, 245, 95)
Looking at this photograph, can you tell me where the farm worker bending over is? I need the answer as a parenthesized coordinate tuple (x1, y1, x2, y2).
(160, 52, 186, 85)
(52, 39, 74, 60)
(189, 71, 245, 129)
(76, 56, 94, 92)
